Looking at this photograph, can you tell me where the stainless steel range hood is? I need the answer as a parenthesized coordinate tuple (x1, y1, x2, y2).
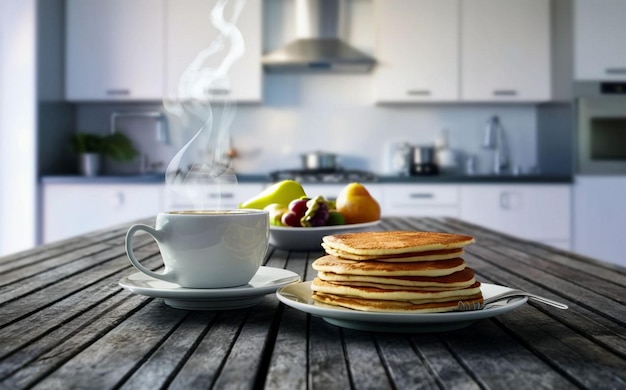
(262, 0, 376, 72)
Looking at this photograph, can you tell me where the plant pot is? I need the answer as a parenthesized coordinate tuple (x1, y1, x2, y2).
(79, 153, 101, 177)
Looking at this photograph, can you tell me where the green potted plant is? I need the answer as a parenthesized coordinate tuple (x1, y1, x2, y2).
(71, 132, 139, 176)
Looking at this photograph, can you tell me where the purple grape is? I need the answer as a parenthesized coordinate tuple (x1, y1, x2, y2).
(288, 199, 309, 217)
(281, 211, 302, 227)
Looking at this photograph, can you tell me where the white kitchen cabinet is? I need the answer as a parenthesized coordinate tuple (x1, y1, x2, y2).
(164, 183, 265, 211)
(65, 0, 165, 101)
(382, 184, 460, 217)
(461, 0, 551, 101)
(165, 0, 262, 102)
(459, 185, 571, 249)
(374, 0, 459, 102)
(573, 176, 626, 268)
(43, 183, 163, 243)
(374, 0, 550, 103)
(574, 0, 626, 81)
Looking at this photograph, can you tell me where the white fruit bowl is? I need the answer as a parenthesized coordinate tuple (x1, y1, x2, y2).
(269, 220, 382, 251)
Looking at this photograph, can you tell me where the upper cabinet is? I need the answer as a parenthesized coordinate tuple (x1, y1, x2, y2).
(165, 0, 262, 102)
(65, 0, 261, 102)
(461, 0, 551, 101)
(574, 0, 626, 80)
(374, 0, 551, 103)
(65, 0, 165, 101)
(374, 0, 459, 102)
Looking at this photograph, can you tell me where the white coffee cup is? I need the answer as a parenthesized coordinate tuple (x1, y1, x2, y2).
(125, 209, 269, 288)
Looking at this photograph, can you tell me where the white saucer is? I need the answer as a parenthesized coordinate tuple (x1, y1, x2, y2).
(119, 266, 301, 310)
(276, 282, 527, 333)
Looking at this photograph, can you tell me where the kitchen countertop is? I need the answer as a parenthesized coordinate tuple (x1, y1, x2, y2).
(1, 216, 623, 388)
(40, 173, 573, 185)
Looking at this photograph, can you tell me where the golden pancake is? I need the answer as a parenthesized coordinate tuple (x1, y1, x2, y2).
(322, 231, 475, 256)
(312, 255, 466, 277)
(311, 278, 481, 301)
(312, 291, 484, 313)
(317, 267, 476, 289)
(321, 244, 464, 262)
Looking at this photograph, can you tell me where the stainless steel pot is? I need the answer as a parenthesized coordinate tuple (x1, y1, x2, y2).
(301, 151, 338, 171)
(411, 145, 439, 175)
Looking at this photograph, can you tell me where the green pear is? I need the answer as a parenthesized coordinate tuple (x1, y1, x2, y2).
(239, 180, 307, 210)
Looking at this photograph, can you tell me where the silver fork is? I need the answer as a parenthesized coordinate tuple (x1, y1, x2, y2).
(458, 289, 568, 311)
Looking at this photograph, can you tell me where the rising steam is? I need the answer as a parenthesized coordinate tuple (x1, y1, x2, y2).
(164, 0, 246, 209)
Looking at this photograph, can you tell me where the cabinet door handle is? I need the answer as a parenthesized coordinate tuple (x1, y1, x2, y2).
(111, 192, 125, 207)
(106, 89, 130, 96)
(606, 68, 626, 75)
(209, 193, 234, 199)
(493, 90, 518, 96)
(409, 193, 434, 199)
(206, 88, 231, 95)
(499, 192, 510, 209)
(407, 90, 431, 96)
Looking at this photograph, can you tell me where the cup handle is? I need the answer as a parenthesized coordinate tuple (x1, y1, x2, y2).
(125, 224, 175, 283)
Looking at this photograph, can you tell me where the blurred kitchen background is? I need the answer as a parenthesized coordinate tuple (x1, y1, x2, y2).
(1, 0, 625, 269)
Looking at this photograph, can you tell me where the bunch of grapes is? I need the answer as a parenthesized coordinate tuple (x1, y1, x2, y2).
(281, 196, 330, 227)
(305, 201, 329, 227)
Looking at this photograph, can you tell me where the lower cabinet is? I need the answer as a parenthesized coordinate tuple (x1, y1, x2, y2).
(381, 184, 460, 217)
(43, 183, 163, 243)
(42, 181, 573, 251)
(459, 184, 571, 250)
(573, 176, 626, 268)
(42, 182, 264, 243)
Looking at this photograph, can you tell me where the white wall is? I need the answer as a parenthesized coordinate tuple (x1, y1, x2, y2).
(0, 0, 38, 256)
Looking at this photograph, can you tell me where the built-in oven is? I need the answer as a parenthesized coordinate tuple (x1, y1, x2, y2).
(576, 82, 626, 174)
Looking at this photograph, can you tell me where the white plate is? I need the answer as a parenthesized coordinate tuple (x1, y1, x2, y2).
(276, 282, 527, 333)
(119, 266, 301, 310)
(269, 220, 382, 251)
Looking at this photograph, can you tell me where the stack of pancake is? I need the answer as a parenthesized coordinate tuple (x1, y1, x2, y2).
(311, 231, 483, 313)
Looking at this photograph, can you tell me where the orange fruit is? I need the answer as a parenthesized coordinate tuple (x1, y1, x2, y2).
(336, 183, 381, 224)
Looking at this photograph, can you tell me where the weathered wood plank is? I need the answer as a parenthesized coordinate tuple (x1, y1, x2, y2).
(29, 299, 188, 389)
(495, 303, 626, 389)
(442, 318, 575, 389)
(0, 256, 162, 358)
(0, 250, 161, 327)
(375, 334, 440, 389)
(0, 236, 156, 307)
(120, 310, 216, 389)
(167, 310, 248, 389)
(212, 297, 281, 389)
(410, 335, 480, 390)
(342, 329, 394, 390)
(467, 255, 626, 358)
(308, 316, 351, 388)
(1, 293, 151, 388)
(0, 223, 131, 270)
(265, 305, 309, 389)
(467, 246, 626, 326)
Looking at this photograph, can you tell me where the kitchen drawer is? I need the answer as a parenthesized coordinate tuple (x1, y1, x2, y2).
(165, 183, 264, 210)
(43, 183, 162, 243)
(382, 184, 460, 217)
(459, 184, 571, 247)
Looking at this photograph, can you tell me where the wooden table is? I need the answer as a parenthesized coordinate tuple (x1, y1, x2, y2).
(1, 217, 625, 389)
